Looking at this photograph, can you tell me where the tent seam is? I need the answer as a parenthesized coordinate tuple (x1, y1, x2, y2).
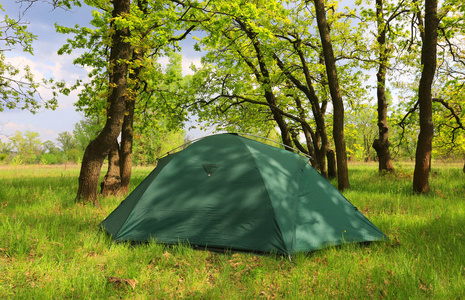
(112, 154, 179, 239)
(237, 137, 290, 255)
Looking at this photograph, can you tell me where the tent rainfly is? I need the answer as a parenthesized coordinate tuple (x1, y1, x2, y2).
(100, 133, 387, 255)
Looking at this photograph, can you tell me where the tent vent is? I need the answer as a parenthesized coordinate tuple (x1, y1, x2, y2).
(203, 163, 221, 176)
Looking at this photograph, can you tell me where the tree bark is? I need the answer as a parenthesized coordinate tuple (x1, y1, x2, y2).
(269, 93, 293, 150)
(117, 0, 150, 195)
(326, 149, 336, 179)
(291, 129, 318, 168)
(413, 0, 438, 193)
(119, 93, 135, 194)
(118, 47, 142, 195)
(313, 0, 350, 190)
(75, 0, 131, 204)
(372, 0, 395, 173)
(101, 139, 122, 196)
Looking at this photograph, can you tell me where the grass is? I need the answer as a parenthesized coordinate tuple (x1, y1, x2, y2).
(1, 163, 464, 299)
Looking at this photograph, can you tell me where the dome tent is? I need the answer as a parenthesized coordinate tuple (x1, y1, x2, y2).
(100, 133, 387, 255)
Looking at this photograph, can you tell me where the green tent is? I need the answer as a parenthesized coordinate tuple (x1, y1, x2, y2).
(100, 133, 387, 255)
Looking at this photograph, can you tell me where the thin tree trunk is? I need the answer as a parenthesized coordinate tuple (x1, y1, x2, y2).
(269, 101, 293, 150)
(313, 0, 350, 190)
(373, 0, 395, 173)
(326, 149, 336, 179)
(75, 0, 131, 204)
(413, 0, 438, 193)
(301, 127, 320, 170)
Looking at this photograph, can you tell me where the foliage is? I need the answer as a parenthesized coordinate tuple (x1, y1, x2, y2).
(8, 130, 42, 164)
(72, 117, 103, 151)
(1, 164, 464, 298)
(55, 0, 192, 125)
(345, 102, 378, 161)
(187, 0, 370, 147)
(0, 3, 65, 113)
(9, 155, 24, 166)
(42, 140, 59, 154)
(40, 153, 58, 164)
(132, 53, 192, 135)
(56, 131, 77, 152)
(133, 126, 185, 165)
(0, 115, 185, 165)
(431, 4, 465, 160)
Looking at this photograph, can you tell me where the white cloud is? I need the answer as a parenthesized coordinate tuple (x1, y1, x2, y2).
(0, 121, 58, 143)
(182, 57, 202, 75)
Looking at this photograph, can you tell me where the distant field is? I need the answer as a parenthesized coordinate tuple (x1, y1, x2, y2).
(1, 163, 464, 298)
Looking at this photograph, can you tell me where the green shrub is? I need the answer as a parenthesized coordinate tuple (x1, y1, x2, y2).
(10, 156, 23, 166)
(40, 153, 58, 165)
(65, 149, 80, 163)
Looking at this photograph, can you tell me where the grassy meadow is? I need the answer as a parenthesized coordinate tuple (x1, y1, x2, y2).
(1, 163, 464, 299)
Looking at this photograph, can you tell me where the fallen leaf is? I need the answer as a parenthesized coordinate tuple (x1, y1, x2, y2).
(107, 276, 137, 290)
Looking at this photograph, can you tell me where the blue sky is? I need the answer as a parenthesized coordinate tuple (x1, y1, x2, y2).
(0, 1, 207, 144)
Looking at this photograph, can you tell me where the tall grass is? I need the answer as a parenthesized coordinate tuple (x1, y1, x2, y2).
(1, 163, 464, 298)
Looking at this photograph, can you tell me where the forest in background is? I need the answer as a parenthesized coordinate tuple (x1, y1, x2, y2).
(1, 0, 464, 200)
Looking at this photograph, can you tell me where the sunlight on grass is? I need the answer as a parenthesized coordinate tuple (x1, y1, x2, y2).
(1, 164, 464, 298)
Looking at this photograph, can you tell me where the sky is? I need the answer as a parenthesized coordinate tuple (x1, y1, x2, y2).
(0, 1, 208, 144)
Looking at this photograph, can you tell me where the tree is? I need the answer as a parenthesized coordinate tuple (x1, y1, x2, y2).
(187, 0, 367, 181)
(0, 3, 64, 113)
(313, 0, 350, 190)
(431, 1, 465, 171)
(0, 136, 12, 162)
(57, 0, 194, 202)
(76, 0, 131, 204)
(412, 0, 439, 193)
(345, 103, 378, 162)
(56, 131, 76, 152)
(72, 117, 102, 152)
(42, 140, 59, 154)
(370, 0, 408, 172)
(133, 126, 185, 165)
(9, 130, 42, 163)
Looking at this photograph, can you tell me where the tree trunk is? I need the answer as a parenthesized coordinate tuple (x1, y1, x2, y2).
(291, 130, 318, 168)
(372, 0, 395, 173)
(413, 0, 438, 193)
(301, 127, 319, 170)
(101, 139, 122, 196)
(271, 104, 293, 151)
(75, 0, 132, 204)
(119, 96, 135, 194)
(326, 149, 336, 179)
(117, 0, 150, 195)
(313, 0, 350, 190)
